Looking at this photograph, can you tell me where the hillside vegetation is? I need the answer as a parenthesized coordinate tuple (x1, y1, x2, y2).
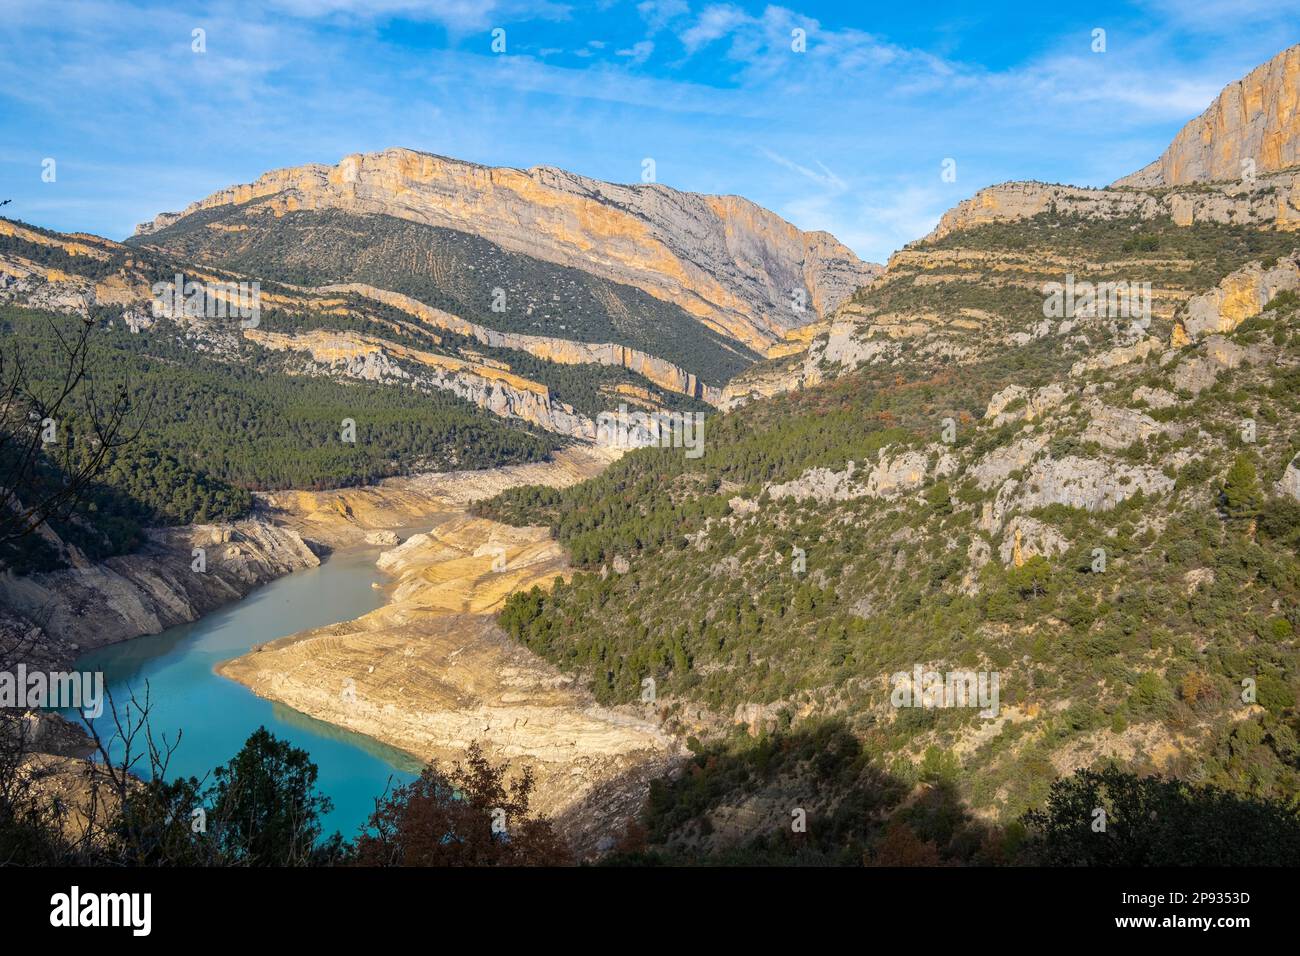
(480, 212, 1300, 830)
(133, 207, 758, 387)
(0, 305, 556, 571)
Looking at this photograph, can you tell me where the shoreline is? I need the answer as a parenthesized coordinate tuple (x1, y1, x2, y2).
(0, 446, 619, 668)
(8, 443, 671, 853)
(214, 451, 682, 856)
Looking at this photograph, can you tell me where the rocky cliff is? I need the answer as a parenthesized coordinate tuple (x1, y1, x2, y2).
(325, 283, 724, 404)
(133, 147, 879, 350)
(1173, 251, 1300, 344)
(926, 174, 1300, 241)
(1116, 44, 1300, 187)
(926, 47, 1300, 241)
(245, 327, 599, 439)
(0, 221, 704, 439)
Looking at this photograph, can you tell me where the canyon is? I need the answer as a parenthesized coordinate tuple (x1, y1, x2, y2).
(5, 38, 1300, 866)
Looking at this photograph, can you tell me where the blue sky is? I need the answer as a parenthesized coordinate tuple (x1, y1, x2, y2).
(2, 0, 1299, 263)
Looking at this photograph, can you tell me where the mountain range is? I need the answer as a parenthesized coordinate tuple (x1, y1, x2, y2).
(3, 42, 1300, 864)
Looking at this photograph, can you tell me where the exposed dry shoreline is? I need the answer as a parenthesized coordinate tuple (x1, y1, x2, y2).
(5, 445, 679, 853)
(217, 445, 681, 856)
(0, 446, 616, 666)
(0, 518, 321, 668)
(254, 445, 620, 551)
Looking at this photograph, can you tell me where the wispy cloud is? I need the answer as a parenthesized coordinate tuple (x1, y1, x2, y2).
(760, 149, 846, 191)
(267, 0, 572, 31)
(616, 40, 654, 66)
(1, 0, 1296, 263)
(636, 0, 689, 34)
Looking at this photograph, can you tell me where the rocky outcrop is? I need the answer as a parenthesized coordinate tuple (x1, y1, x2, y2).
(765, 462, 862, 503)
(244, 328, 597, 438)
(134, 147, 880, 350)
(999, 515, 1069, 566)
(1170, 335, 1262, 394)
(326, 283, 723, 404)
(1133, 385, 1178, 410)
(1080, 402, 1168, 451)
(1115, 45, 1300, 187)
(970, 435, 1050, 491)
(1071, 337, 1163, 378)
(982, 455, 1175, 532)
(761, 448, 948, 504)
(984, 383, 1068, 426)
(1173, 253, 1300, 344)
(0, 518, 318, 664)
(1278, 456, 1300, 502)
(719, 353, 808, 411)
(864, 449, 935, 498)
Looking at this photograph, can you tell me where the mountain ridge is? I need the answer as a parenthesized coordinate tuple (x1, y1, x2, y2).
(131, 146, 881, 352)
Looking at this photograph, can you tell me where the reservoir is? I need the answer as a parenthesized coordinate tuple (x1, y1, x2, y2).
(67, 546, 422, 840)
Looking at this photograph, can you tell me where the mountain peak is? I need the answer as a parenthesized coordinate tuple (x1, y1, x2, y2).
(1114, 44, 1300, 187)
(132, 148, 880, 350)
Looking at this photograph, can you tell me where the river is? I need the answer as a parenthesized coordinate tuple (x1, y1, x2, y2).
(65, 546, 422, 839)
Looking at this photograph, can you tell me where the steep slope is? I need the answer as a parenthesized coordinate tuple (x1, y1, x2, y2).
(484, 237, 1300, 836)
(0, 216, 711, 441)
(131, 207, 756, 391)
(470, 47, 1300, 858)
(1116, 44, 1300, 187)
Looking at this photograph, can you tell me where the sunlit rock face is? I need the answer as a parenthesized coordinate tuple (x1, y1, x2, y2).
(1115, 45, 1300, 187)
(1174, 253, 1300, 344)
(134, 147, 880, 352)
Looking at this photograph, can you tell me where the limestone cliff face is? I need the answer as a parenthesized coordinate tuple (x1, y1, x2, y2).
(133, 148, 879, 350)
(719, 352, 807, 410)
(327, 283, 724, 404)
(0, 518, 319, 664)
(1173, 251, 1300, 344)
(1116, 45, 1300, 187)
(927, 175, 1300, 241)
(0, 226, 717, 423)
(244, 327, 597, 439)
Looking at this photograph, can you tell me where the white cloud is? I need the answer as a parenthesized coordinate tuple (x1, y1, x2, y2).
(679, 4, 750, 54)
(1137, 0, 1300, 30)
(673, 3, 957, 91)
(636, 0, 689, 34)
(779, 180, 950, 264)
(617, 40, 654, 66)
(1006, 51, 1224, 120)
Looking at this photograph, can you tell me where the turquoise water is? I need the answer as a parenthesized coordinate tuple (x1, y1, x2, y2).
(65, 547, 422, 840)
